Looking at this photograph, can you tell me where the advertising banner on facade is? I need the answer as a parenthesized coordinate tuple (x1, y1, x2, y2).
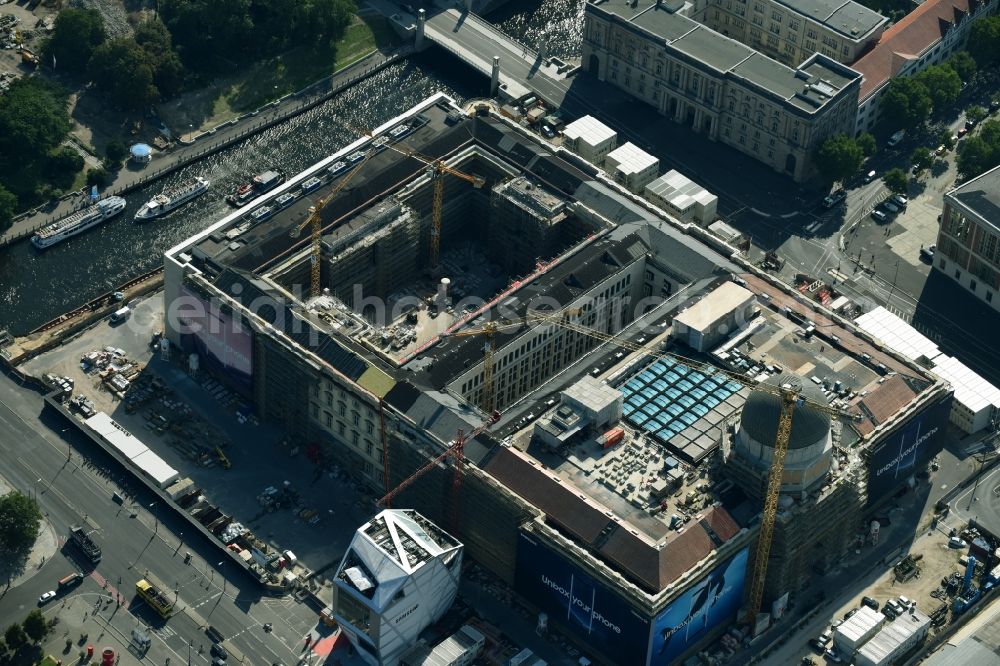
(649, 547, 749, 665)
(867, 396, 951, 504)
(513, 532, 651, 665)
(177, 286, 253, 394)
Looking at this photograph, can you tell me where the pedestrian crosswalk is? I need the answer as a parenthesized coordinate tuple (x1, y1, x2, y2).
(152, 625, 177, 640)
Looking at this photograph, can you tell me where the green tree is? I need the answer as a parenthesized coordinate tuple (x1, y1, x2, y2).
(947, 51, 977, 83)
(104, 138, 128, 168)
(0, 183, 15, 232)
(0, 492, 42, 557)
(88, 39, 159, 111)
(3, 624, 26, 652)
(815, 134, 863, 184)
(968, 16, 1000, 68)
(879, 76, 932, 132)
(160, 0, 355, 71)
(911, 146, 934, 171)
(915, 65, 962, 115)
(0, 78, 71, 164)
(941, 129, 956, 150)
(883, 167, 909, 194)
(160, 0, 254, 70)
(134, 19, 185, 99)
(957, 120, 1000, 178)
(21, 611, 47, 644)
(41, 8, 106, 75)
(967, 105, 988, 126)
(856, 132, 876, 157)
(45, 146, 84, 190)
(86, 167, 110, 188)
(295, 0, 354, 48)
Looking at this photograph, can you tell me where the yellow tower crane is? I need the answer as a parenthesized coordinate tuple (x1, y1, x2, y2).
(320, 118, 486, 271)
(427, 163, 485, 270)
(449, 309, 584, 413)
(451, 306, 859, 621)
(290, 151, 377, 298)
(452, 321, 501, 413)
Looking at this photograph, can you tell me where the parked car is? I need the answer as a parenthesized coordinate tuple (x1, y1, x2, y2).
(966, 118, 978, 130)
(842, 608, 858, 621)
(891, 193, 908, 207)
(38, 590, 56, 605)
(958, 127, 969, 138)
(935, 144, 947, 156)
(210, 644, 228, 660)
(871, 209, 888, 222)
(825, 648, 844, 663)
(884, 200, 901, 214)
(823, 188, 847, 208)
(862, 596, 880, 611)
(863, 169, 877, 184)
(819, 630, 833, 645)
(809, 638, 826, 653)
(990, 99, 1000, 113)
(949, 536, 968, 549)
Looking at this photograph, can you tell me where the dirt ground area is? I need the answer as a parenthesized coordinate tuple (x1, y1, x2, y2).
(863, 533, 965, 619)
(0, 0, 57, 81)
(20, 291, 376, 575)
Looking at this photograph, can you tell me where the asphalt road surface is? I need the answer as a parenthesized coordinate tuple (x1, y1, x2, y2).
(0, 373, 319, 665)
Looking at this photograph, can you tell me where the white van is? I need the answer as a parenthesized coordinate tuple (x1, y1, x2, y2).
(863, 169, 877, 184)
(110, 306, 131, 324)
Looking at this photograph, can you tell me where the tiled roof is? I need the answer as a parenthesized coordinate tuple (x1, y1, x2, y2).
(485, 446, 742, 592)
(852, 0, 972, 100)
(855, 374, 918, 435)
(485, 447, 611, 544)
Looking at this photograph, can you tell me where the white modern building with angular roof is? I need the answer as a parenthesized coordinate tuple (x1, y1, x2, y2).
(333, 509, 463, 666)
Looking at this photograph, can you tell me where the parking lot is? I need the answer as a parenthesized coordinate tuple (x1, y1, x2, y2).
(20, 292, 377, 595)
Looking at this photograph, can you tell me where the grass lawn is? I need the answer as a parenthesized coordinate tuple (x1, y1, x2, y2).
(213, 15, 399, 119)
(37, 657, 59, 666)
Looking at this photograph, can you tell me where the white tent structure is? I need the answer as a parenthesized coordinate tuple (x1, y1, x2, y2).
(333, 509, 463, 666)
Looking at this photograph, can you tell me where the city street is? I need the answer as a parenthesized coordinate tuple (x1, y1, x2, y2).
(0, 372, 321, 665)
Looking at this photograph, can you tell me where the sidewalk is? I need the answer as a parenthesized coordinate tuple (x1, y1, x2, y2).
(0, 45, 411, 248)
(0, 475, 59, 591)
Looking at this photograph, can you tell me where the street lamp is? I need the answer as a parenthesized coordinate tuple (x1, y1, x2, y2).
(149, 502, 158, 535)
(968, 453, 987, 509)
(886, 259, 901, 306)
(217, 561, 226, 595)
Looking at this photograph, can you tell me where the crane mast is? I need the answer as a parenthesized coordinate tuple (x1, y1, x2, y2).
(745, 386, 797, 622)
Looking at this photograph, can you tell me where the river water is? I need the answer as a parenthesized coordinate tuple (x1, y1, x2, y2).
(0, 2, 583, 335)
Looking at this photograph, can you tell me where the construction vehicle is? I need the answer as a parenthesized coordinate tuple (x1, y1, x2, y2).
(290, 151, 378, 298)
(446, 304, 859, 622)
(70, 525, 102, 563)
(19, 47, 39, 67)
(135, 576, 173, 618)
(762, 250, 784, 271)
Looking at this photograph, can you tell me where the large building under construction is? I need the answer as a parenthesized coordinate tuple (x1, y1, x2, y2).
(163, 94, 952, 665)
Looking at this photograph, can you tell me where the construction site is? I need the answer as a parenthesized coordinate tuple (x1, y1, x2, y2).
(158, 93, 955, 665)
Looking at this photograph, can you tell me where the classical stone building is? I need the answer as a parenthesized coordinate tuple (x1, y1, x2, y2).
(697, 0, 886, 67)
(583, 0, 862, 181)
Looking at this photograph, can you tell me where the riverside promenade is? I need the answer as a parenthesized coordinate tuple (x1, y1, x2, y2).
(0, 45, 412, 248)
